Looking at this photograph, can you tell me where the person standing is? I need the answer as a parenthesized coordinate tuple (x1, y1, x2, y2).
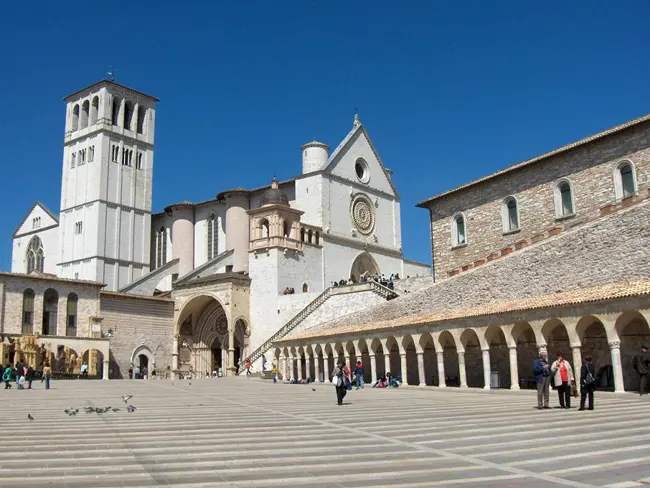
(128, 364, 133, 380)
(332, 360, 348, 405)
(26, 365, 34, 390)
(551, 352, 574, 409)
(42, 363, 52, 390)
(353, 360, 364, 390)
(533, 352, 551, 409)
(633, 345, 649, 396)
(579, 355, 596, 411)
(2, 365, 11, 389)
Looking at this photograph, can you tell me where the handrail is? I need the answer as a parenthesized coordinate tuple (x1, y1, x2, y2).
(246, 281, 400, 365)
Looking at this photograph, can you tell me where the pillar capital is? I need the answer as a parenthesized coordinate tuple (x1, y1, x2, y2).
(608, 340, 621, 350)
(570, 344, 582, 350)
(481, 347, 490, 353)
(416, 350, 424, 356)
(508, 344, 517, 351)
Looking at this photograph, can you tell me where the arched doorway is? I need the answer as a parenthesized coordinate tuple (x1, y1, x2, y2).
(438, 330, 459, 387)
(82, 349, 104, 377)
(349, 252, 380, 283)
(234, 319, 249, 367)
(616, 311, 650, 391)
(512, 321, 537, 389)
(132, 345, 155, 376)
(419, 333, 438, 386)
(460, 329, 483, 387)
(577, 316, 613, 390)
(485, 325, 510, 388)
(42, 289, 58, 336)
(176, 295, 230, 376)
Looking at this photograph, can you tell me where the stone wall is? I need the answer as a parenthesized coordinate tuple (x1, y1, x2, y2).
(99, 292, 174, 378)
(311, 199, 650, 332)
(423, 119, 650, 279)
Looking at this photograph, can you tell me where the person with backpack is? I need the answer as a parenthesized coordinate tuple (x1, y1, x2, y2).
(579, 355, 596, 411)
(633, 345, 649, 396)
(353, 360, 364, 389)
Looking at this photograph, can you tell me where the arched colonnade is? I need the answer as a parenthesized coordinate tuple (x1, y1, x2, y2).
(274, 308, 650, 393)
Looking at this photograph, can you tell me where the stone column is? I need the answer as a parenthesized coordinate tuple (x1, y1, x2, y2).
(227, 330, 235, 376)
(383, 352, 391, 376)
(314, 355, 321, 383)
(509, 346, 520, 390)
(103, 359, 109, 380)
(417, 351, 426, 387)
(482, 348, 491, 390)
(369, 354, 377, 384)
(400, 353, 408, 386)
(297, 356, 304, 381)
(172, 336, 179, 379)
(288, 356, 294, 381)
(609, 341, 625, 393)
(323, 354, 331, 383)
(306, 355, 312, 381)
(344, 354, 351, 370)
(571, 345, 582, 395)
(279, 354, 285, 381)
(436, 351, 446, 387)
(458, 351, 468, 388)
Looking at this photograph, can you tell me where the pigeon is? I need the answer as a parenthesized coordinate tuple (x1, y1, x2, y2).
(28, 414, 34, 421)
(188, 381, 191, 386)
(64, 409, 77, 416)
(112, 408, 121, 412)
(127, 405, 136, 413)
(85, 407, 95, 414)
(122, 395, 133, 403)
(312, 388, 316, 391)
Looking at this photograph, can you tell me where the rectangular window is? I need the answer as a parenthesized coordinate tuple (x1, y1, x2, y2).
(71, 152, 76, 168)
(207, 217, 218, 260)
(111, 145, 119, 162)
(156, 229, 167, 268)
(136, 152, 143, 170)
(89, 146, 94, 162)
(75, 221, 83, 234)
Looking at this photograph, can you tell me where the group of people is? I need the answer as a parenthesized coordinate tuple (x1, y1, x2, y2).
(331, 273, 404, 290)
(534, 345, 650, 411)
(2, 362, 52, 390)
(128, 364, 153, 380)
(282, 287, 296, 295)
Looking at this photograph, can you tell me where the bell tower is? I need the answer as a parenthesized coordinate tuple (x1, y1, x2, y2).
(58, 80, 159, 290)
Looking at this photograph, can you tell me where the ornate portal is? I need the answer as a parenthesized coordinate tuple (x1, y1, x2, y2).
(350, 194, 375, 235)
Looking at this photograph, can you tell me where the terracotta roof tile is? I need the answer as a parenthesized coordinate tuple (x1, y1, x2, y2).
(282, 280, 650, 342)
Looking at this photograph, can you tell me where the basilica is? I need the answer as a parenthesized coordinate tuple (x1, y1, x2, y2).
(2, 79, 429, 377)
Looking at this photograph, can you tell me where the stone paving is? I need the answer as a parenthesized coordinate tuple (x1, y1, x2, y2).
(1, 378, 649, 487)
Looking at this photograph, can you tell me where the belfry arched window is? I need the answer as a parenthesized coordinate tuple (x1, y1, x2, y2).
(259, 219, 270, 239)
(71, 104, 80, 131)
(90, 96, 99, 125)
(136, 106, 146, 134)
(80, 100, 89, 129)
(112, 97, 121, 126)
(124, 101, 134, 131)
(614, 161, 637, 200)
(501, 196, 520, 233)
(451, 213, 467, 247)
(26, 236, 44, 274)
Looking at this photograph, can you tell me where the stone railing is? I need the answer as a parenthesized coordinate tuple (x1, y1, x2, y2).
(246, 282, 399, 365)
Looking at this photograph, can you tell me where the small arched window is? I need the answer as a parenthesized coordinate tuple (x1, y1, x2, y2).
(283, 220, 291, 238)
(26, 236, 44, 273)
(80, 100, 89, 129)
(614, 161, 637, 200)
(314, 231, 320, 246)
(302, 283, 308, 293)
(300, 227, 305, 242)
(124, 101, 134, 131)
(554, 179, 575, 218)
(22, 289, 34, 335)
(136, 106, 146, 134)
(71, 104, 80, 131)
(90, 96, 99, 125)
(451, 214, 467, 247)
(501, 196, 520, 233)
(112, 97, 121, 126)
(259, 219, 270, 239)
(66, 293, 78, 337)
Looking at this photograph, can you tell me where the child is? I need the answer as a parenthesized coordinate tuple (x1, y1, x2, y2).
(271, 364, 278, 383)
(17, 374, 25, 390)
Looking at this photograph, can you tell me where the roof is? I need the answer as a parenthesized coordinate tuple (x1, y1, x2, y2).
(100, 290, 174, 302)
(63, 80, 159, 102)
(0, 271, 104, 288)
(282, 280, 650, 342)
(13, 201, 59, 238)
(416, 113, 650, 207)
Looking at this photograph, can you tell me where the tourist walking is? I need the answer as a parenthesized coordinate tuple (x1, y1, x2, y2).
(632, 345, 649, 396)
(15, 362, 22, 388)
(42, 363, 52, 390)
(271, 364, 278, 383)
(579, 355, 596, 411)
(245, 359, 252, 377)
(353, 360, 364, 389)
(81, 362, 88, 377)
(551, 352, 574, 408)
(332, 360, 348, 405)
(533, 351, 551, 409)
(3, 365, 12, 389)
(128, 364, 134, 380)
(26, 365, 34, 390)
(134, 365, 141, 380)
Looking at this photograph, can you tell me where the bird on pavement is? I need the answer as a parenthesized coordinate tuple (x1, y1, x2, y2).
(127, 405, 136, 413)
(112, 408, 121, 412)
(28, 414, 34, 421)
(122, 395, 133, 403)
(85, 407, 95, 414)
(312, 388, 316, 391)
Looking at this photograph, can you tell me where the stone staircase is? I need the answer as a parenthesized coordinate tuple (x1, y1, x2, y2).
(245, 281, 397, 367)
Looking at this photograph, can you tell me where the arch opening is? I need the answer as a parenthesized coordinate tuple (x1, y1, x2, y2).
(350, 252, 380, 283)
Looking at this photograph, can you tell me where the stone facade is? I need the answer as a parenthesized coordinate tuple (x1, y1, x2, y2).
(418, 116, 650, 280)
(99, 292, 174, 378)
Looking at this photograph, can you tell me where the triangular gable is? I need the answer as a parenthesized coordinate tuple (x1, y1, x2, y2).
(324, 123, 399, 198)
(13, 202, 59, 237)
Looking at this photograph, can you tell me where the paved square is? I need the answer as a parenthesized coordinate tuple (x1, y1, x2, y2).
(2, 379, 649, 487)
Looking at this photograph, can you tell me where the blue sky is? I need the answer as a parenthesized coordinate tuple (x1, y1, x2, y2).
(1, 1, 649, 271)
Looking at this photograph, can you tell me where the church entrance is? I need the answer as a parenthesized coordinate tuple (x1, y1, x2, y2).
(211, 344, 222, 372)
(350, 252, 380, 283)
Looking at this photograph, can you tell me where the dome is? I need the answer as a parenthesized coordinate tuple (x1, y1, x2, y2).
(259, 177, 289, 207)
